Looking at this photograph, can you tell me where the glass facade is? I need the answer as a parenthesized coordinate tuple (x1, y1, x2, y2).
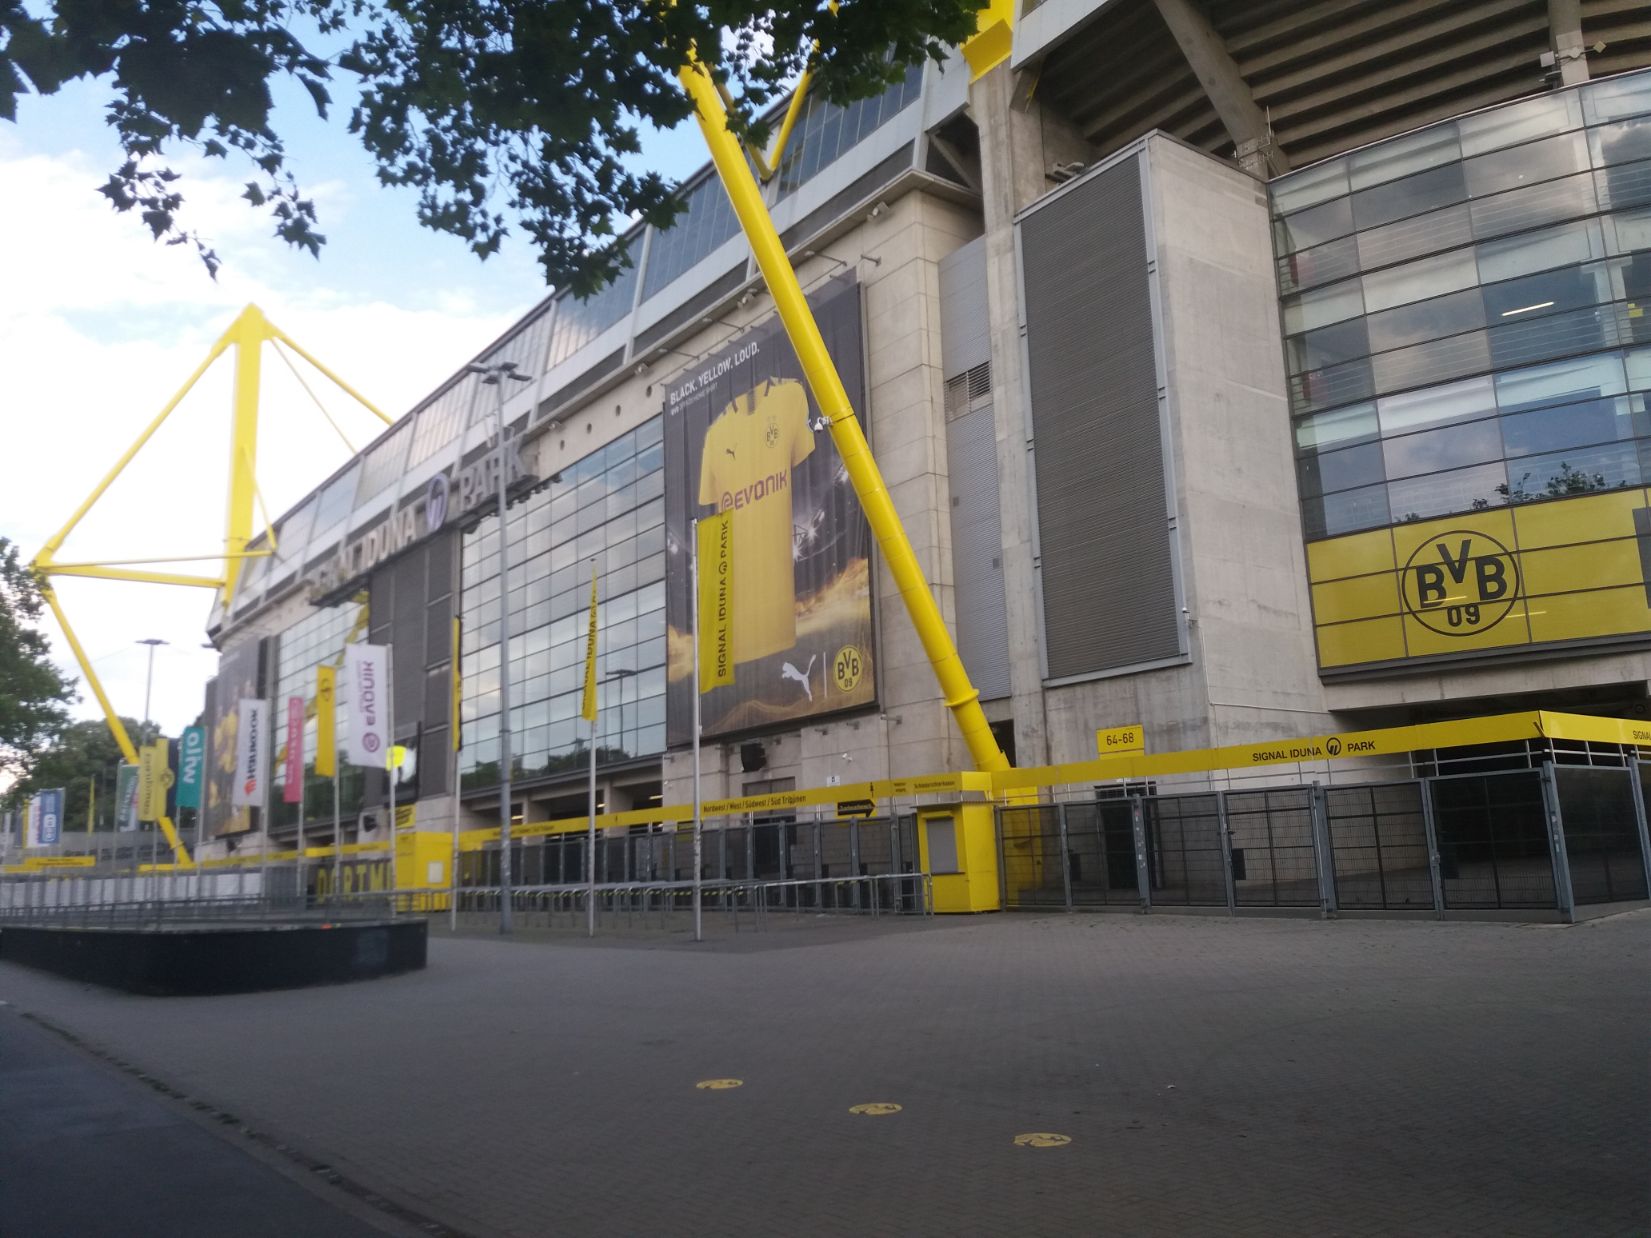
(1273, 72, 1651, 542)
(641, 173, 742, 298)
(268, 598, 369, 830)
(774, 61, 925, 195)
(1274, 72, 1651, 672)
(458, 416, 668, 790)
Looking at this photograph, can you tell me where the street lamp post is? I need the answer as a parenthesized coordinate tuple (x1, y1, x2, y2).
(137, 638, 167, 875)
(468, 360, 532, 934)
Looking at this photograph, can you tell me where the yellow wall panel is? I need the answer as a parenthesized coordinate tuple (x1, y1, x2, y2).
(1307, 527, 1395, 583)
(1512, 488, 1647, 550)
(1400, 600, 1532, 658)
(1526, 586, 1651, 643)
(1389, 509, 1517, 567)
(1317, 616, 1407, 667)
(1312, 572, 1402, 625)
(1521, 538, 1647, 596)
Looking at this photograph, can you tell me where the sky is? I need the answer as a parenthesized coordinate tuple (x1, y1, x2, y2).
(1, 52, 707, 741)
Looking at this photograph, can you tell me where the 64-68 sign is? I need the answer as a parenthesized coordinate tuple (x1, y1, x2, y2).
(1401, 530, 1520, 636)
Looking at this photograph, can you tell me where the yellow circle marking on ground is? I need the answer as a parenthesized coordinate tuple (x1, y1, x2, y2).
(1013, 1132, 1072, 1148)
(848, 1102, 902, 1116)
(695, 1078, 744, 1090)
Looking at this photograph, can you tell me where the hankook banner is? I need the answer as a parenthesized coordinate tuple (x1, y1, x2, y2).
(231, 699, 268, 810)
(664, 274, 876, 743)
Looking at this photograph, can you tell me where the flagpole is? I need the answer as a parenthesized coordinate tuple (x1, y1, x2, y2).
(258, 700, 270, 910)
(585, 558, 599, 939)
(691, 518, 703, 944)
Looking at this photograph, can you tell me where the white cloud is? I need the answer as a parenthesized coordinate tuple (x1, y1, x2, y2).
(0, 140, 540, 737)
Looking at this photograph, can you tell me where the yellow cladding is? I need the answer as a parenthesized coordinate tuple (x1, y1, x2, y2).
(1308, 490, 1651, 669)
(1315, 615, 1406, 666)
(1528, 585, 1651, 643)
(1512, 488, 1647, 549)
(1307, 527, 1394, 583)
(1311, 572, 1401, 625)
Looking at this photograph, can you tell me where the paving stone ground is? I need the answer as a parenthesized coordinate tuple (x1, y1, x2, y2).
(2, 910, 1647, 1237)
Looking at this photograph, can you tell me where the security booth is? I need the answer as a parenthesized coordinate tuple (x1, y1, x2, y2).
(915, 801, 1002, 913)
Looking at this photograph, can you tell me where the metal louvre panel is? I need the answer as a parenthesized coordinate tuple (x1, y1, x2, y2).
(939, 236, 991, 381)
(1019, 155, 1182, 678)
(946, 402, 1011, 701)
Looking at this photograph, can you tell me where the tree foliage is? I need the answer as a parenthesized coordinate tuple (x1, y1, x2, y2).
(3, 716, 155, 824)
(0, 0, 982, 293)
(0, 538, 76, 784)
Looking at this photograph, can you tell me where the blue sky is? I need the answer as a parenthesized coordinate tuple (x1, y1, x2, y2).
(1, 53, 709, 740)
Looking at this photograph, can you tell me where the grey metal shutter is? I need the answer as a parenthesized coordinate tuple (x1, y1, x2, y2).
(1018, 154, 1183, 679)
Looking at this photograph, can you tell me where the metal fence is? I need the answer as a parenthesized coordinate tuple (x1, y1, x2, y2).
(1000, 761, 1651, 921)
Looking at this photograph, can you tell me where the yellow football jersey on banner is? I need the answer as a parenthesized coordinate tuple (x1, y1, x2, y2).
(698, 378, 816, 663)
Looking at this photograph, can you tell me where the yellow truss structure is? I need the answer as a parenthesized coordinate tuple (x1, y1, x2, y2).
(31, 305, 391, 867)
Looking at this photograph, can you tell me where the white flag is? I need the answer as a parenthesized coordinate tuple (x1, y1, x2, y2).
(232, 699, 268, 809)
(344, 643, 391, 768)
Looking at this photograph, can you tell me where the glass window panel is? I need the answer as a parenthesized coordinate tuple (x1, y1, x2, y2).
(1296, 404, 1379, 453)
(1366, 288, 1485, 353)
(1301, 483, 1390, 540)
(1597, 156, 1651, 212)
(1278, 236, 1362, 296)
(1379, 375, 1497, 434)
(1283, 280, 1366, 335)
(1471, 169, 1598, 241)
(1353, 161, 1468, 231)
(1502, 395, 1638, 457)
(1590, 118, 1651, 171)
(1458, 93, 1580, 158)
(1482, 262, 1606, 323)
(1629, 346, 1651, 390)
(1612, 206, 1651, 255)
(1497, 351, 1627, 409)
(1288, 317, 1371, 376)
(1486, 303, 1608, 372)
(1364, 249, 1479, 313)
(1382, 418, 1503, 480)
(1477, 218, 1605, 285)
(1291, 359, 1375, 415)
(1466, 132, 1589, 199)
(1357, 203, 1474, 273)
(1503, 443, 1641, 502)
(1583, 73, 1651, 124)
(1369, 330, 1492, 395)
(1296, 440, 1385, 499)
(1349, 123, 1463, 192)
(1388, 461, 1507, 522)
(1275, 196, 1354, 255)
(1271, 160, 1351, 215)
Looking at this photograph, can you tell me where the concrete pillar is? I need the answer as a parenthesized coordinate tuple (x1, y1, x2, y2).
(967, 63, 1095, 769)
(1548, 0, 1590, 86)
(1151, 0, 1288, 178)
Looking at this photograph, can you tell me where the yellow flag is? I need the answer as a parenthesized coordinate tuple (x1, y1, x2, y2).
(697, 511, 734, 692)
(137, 738, 174, 823)
(315, 664, 337, 776)
(580, 565, 599, 724)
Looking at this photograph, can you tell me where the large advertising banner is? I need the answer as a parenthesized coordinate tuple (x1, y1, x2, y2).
(232, 699, 269, 810)
(206, 640, 265, 836)
(664, 274, 876, 744)
(344, 643, 390, 766)
(115, 763, 140, 832)
(1307, 488, 1651, 671)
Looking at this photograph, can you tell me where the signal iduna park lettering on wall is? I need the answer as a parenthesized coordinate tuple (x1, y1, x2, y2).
(1307, 488, 1651, 671)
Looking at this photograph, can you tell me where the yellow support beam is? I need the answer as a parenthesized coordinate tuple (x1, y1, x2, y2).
(222, 306, 265, 611)
(44, 565, 225, 589)
(678, 56, 1009, 774)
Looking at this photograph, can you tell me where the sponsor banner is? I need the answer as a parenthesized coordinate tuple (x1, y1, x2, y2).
(28, 788, 63, 847)
(206, 640, 265, 836)
(176, 725, 206, 810)
(697, 511, 734, 692)
(344, 643, 390, 767)
(1306, 489, 1651, 671)
(138, 739, 174, 822)
(315, 665, 337, 777)
(283, 695, 306, 804)
(232, 699, 268, 809)
(115, 764, 140, 832)
(663, 274, 876, 742)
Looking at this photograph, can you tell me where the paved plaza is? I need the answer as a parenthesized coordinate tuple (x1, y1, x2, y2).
(2, 910, 1647, 1237)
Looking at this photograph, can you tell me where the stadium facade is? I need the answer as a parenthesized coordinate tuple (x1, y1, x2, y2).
(200, 0, 1651, 874)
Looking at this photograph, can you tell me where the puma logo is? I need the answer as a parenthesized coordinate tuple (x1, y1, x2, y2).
(725, 447, 737, 459)
(781, 655, 817, 702)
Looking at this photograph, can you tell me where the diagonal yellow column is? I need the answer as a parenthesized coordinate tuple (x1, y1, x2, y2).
(678, 60, 1009, 773)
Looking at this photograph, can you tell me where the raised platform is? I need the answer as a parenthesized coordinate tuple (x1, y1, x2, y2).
(0, 918, 427, 996)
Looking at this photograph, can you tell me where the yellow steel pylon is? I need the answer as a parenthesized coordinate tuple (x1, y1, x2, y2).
(31, 304, 392, 867)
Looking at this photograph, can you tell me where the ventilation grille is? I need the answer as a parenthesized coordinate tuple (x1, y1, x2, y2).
(944, 361, 992, 420)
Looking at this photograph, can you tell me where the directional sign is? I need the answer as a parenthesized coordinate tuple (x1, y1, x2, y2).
(836, 799, 876, 819)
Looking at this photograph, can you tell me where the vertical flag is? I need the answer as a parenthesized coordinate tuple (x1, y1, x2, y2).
(115, 764, 140, 831)
(315, 665, 337, 777)
(176, 725, 206, 810)
(231, 699, 268, 809)
(23, 795, 40, 847)
(138, 738, 173, 822)
(697, 511, 735, 691)
(580, 566, 599, 725)
(283, 695, 305, 804)
(343, 644, 389, 767)
(28, 789, 64, 847)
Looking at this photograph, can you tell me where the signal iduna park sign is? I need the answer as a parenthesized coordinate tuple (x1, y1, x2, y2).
(1305, 489, 1651, 672)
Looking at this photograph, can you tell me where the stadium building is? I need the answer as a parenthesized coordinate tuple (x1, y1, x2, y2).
(199, 1, 1651, 908)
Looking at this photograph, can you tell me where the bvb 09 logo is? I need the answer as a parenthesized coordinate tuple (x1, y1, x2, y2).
(1401, 530, 1520, 636)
